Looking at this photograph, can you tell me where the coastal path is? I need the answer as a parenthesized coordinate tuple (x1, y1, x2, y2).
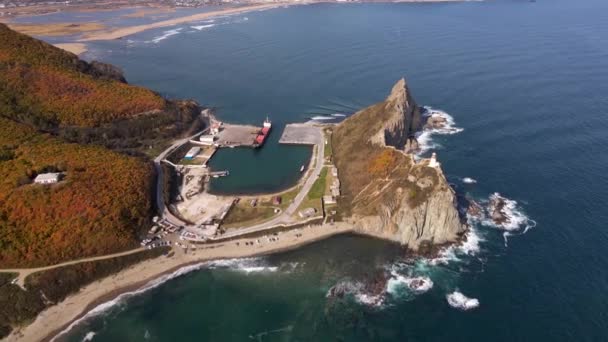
(0, 247, 146, 288)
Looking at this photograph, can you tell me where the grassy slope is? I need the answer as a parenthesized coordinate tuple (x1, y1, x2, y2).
(332, 97, 438, 217)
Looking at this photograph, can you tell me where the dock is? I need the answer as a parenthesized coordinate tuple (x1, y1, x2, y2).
(215, 124, 262, 148)
(279, 123, 321, 145)
(210, 170, 229, 178)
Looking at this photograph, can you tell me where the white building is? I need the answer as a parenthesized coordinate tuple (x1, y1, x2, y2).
(323, 195, 336, 205)
(34, 172, 61, 184)
(428, 152, 440, 168)
(199, 135, 216, 145)
(184, 147, 201, 160)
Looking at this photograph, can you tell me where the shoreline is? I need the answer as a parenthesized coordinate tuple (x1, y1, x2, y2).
(79, 2, 296, 42)
(8, 222, 354, 342)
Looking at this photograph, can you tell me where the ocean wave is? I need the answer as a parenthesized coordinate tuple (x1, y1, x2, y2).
(191, 24, 215, 31)
(331, 113, 347, 117)
(429, 226, 483, 266)
(82, 331, 96, 342)
(416, 106, 463, 155)
(386, 271, 433, 295)
(446, 291, 479, 310)
(482, 193, 536, 246)
(310, 115, 336, 121)
(52, 257, 276, 341)
(149, 28, 183, 43)
(462, 177, 477, 184)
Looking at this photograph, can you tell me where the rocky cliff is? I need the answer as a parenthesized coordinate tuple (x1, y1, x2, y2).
(332, 78, 466, 250)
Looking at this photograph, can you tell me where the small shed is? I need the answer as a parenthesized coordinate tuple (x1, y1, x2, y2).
(34, 172, 61, 185)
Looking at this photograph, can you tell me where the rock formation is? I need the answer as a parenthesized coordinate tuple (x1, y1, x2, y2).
(332, 78, 466, 250)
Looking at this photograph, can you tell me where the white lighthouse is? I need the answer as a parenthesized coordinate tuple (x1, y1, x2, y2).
(428, 152, 440, 168)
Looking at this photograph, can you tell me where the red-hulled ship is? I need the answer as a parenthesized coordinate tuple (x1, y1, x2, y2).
(254, 117, 271, 147)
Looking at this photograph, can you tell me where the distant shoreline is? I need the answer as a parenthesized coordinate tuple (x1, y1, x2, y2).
(79, 2, 294, 42)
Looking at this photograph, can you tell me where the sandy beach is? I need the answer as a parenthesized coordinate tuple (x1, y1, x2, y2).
(53, 43, 88, 56)
(6, 222, 353, 342)
(80, 3, 292, 42)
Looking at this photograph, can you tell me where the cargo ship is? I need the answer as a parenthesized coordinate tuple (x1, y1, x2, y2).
(254, 117, 272, 147)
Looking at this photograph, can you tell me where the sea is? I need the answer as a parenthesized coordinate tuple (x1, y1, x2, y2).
(32, 0, 608, 340)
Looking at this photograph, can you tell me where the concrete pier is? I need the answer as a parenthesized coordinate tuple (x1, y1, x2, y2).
(279, 123, 321, 145)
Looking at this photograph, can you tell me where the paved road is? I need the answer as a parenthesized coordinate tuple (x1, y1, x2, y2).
(218, 125, 324, 239)
(0, 128, 207, 287)
(154, 129, 209, 228)
(1, 247, 146, 288)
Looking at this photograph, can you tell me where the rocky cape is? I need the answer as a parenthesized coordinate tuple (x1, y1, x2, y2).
(332, 78, 466, 251)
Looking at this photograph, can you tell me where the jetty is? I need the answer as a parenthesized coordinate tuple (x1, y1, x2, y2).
(279, 123, 321, 145)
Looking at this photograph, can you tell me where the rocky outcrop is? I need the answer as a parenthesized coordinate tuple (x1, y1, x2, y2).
(370, 78, 423, 150)
(333, 78, 466, 251)
(352, 161, 466, 250)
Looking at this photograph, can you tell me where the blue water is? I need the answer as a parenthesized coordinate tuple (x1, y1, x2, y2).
(53, 0, 608, 340)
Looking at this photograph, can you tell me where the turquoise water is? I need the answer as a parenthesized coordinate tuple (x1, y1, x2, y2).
(57, 0, 608, 340)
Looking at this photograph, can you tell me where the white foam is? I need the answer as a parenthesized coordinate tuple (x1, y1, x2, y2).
(331, 113, 347, 117)
(82, 331, 96, 342)
(149, 28, 183, 43)
(416, 106, 463, 155)
(52, 257, 274, 341)
(310, 115, 335, 121)
(387, 271, 433, 295)
(191, 24, 215, 31)
(429, 227, 483, 266)
(446, 291, 479, 310)
(326, 280, 385, 307)
(462, 177, 477, 184)
(239, 266, 278, 273)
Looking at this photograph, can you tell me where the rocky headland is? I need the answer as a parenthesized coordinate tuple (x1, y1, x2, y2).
(333, 78, 467, 251)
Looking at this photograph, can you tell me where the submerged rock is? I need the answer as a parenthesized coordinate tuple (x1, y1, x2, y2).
(488, 193, 510, 225)
(425, 113, 449, 129)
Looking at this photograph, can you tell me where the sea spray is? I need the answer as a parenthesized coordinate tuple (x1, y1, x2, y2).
(416, 106, 464, 156)
(446, 291, 479, 310)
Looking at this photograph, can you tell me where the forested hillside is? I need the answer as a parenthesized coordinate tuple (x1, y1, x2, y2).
(0, 23, 165, 127)
(0, 118, 154, 267)
(0, 24, 204, 267)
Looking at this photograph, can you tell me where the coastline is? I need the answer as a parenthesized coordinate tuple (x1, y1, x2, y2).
(8, 222, 353, 342)
(79, 3, 297, 42)
(53, 43, 87, 56)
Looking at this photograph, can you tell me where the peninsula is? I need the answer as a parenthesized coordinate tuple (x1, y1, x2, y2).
(0, 24, 466, 341)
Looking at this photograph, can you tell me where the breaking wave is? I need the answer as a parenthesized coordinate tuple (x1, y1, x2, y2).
(52, 257, 278, 341)
(446, 291, 479, 310)
(386, 271, 433, 295)
(483, 193, 536, 246)
(310, 115, 337, 121)
(149, 28, 183, 43)
(462, 177, 477, 184)
(82, 331, 96, 342)
(191, 24, 215, 31)
(429, 226, 483, 266)
(417, 106, 463, 155)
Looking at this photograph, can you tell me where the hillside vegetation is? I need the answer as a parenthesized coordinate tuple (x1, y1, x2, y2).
(0, 118, 154, 267)
(0, 23, 165, 127)
(0, 25, 204, 267)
